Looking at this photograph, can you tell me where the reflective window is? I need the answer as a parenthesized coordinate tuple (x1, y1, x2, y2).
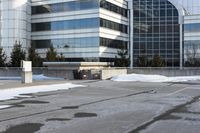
(100, 18, 128, 33)
(32, 0, 99, 14)
(32, 37, 99, 49)
(100, 37, 128, 49)
(100, 0, 128, 17)
(184, 23, 200, 32)
(132, 0, 180, 67)
(184, 40, 200, 66)
(32, 18, 99, 31)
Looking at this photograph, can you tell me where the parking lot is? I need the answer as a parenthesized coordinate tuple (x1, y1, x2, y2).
(0, 80, 200, 133)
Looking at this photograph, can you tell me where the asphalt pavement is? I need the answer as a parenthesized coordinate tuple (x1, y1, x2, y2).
(0, 80, 200, 133)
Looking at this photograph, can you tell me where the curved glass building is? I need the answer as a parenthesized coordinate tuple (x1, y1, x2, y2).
(130, 0, 181, 67)
(128, 0, 200, 67)
(0, 0, 31, 59)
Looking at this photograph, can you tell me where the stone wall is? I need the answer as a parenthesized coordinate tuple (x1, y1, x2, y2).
(101, 69, 127, 80)
(0, 68, 74, 79)
(1, 67, 200, 80)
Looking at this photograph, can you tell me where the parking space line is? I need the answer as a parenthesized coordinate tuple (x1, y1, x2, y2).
(166, 88, 188, 96)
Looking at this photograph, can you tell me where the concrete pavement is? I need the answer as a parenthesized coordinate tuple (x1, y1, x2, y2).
(0, 80, 200, 133)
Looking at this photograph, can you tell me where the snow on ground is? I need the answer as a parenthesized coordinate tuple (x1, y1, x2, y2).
(0, 83, 84, 101)
(0, 74, 63, 81)
(111, 73, 200, 82)
(0, 83, 84, 109)
(33, 74, 63, 80)
(0, 105, 12, 109)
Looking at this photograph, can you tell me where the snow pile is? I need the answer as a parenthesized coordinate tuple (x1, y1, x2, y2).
(111, 73, 200, 82)
(0, 74, 63, 81)
(0, 83, 84, 101)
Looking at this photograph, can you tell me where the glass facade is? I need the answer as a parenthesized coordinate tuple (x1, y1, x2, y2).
(100, 37, 128, 49)
(184, 40, 200, 66)
(181, 0, 200, 66)
(100, 0, 128, 17)
(0, 0, 31, 57)
(33, 37, 128, 50)
(32, 18, 99, 32)
(184, 41, 200, 56)
(184, 23, 200, 32)
(132, 0, 180, 67)
(31, 0, 128, 63)
(184, 23, 200, 66)
(32, 18, 128, 33)
(100, 18, 128, 33)
(32, 0, 99, 14)
(32, 37, 99, 49)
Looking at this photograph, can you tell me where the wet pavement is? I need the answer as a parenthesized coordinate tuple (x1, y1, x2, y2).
(0, 123, 43, 133)
(0, 80, 200, 133)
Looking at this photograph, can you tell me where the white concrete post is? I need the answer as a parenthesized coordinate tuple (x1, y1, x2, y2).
(21, 60, 32, 84)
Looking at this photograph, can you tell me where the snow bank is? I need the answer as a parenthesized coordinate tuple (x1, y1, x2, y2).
(0, 83, 84, 101)
(0, 74, 63, 81)
(111, 73, 200, 82)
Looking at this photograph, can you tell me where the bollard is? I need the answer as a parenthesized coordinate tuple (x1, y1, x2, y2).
(21, 61, 32, 84)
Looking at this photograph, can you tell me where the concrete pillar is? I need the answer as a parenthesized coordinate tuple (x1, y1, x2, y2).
(21, 71, 32, 83)
(21, 60, 32, 84)
(127, 0, 133, 67)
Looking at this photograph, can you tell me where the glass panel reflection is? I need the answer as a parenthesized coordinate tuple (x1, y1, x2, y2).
(32, 18, 99, 31)
(32, 37, 99, 49)
(32, 0, 99, 14)
(132, 0, 180, 67)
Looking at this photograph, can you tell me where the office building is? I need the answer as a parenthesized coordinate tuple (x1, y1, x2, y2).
(31, 0, 128, 62)
(1, 0, 200, 67)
